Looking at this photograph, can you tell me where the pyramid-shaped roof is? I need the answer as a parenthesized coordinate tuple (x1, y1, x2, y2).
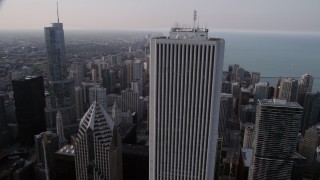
(77, 101, 114, 148)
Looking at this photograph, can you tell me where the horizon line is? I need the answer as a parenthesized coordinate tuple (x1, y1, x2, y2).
(0, 27, 320, 35)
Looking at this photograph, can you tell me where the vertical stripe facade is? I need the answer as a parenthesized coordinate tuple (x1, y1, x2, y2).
(150, 37, 225, 180)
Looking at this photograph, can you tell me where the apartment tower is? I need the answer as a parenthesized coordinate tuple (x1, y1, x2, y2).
(249, 99, 303, 179)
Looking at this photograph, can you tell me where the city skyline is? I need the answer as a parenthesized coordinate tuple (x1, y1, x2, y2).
(0, 0, 320, 34)
(0, 1, 320, 179)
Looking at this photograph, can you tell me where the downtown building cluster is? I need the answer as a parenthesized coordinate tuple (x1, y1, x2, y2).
(0, 10, 320, 180)
(220, 64, 320, 179)
(0, 12, 149, 180)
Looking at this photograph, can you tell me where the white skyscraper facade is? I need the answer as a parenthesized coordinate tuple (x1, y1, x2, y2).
(74, 101, 122, 180)
(149, 27, 225, 179)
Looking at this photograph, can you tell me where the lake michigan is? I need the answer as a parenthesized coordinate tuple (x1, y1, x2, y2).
(211, 31, 320, 92)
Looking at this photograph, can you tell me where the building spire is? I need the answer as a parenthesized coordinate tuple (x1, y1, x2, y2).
(56, 1, 60, 23)
(56, 111, 67, 148)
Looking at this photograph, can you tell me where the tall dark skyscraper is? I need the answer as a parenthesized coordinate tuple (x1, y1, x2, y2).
(301, 92, 320, 134)
(44, 10, 76, 129)
(12, 76, 46, 145)
(0, 94, 9, 147)
(249, 99, 303, 180)
(0, 94, 7, 131)
(0, 94, 6, 131)
(149, 20, 225, 179)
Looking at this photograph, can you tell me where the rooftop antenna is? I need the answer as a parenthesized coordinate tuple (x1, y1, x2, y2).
(197, 12, 200, 29)
(56, 1, 60, 23)
(193, 10, 197, 31)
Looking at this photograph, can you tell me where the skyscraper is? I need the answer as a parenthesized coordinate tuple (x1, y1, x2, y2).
(219, 93, 233, 146)
(34, 131, 59, 180)
(120, 63, 128, 90)
(81, 82, 99, 110)
(73, 61, 86, 87)
(89, 86, 107, 111)
(132, 59, 144, 91)
(102, 69, 117, 94)
(300, 125, 320, 176)
(0, 94, 8, 147)
(149, 24, 225, 179)
(301, 92, 320, 134)
(74, 86, 84, 119)
(251, 72, 260, 87)
(124, 60, 133, 88)
(0, 94, 6, 131)
(121, 83, 146, 123)
(299, 73, 313, 93)
(298, 74, 313, 106)
(278, 78, 299, 102)
(253, 82, 269, 103)
(44, 12, 76, 129)
(243, 123, 254, 148)
(249, 99, 303, 180)
(74, 101, 122, 180)
(56, 111, 67, 148)
(12, 76, 46, 145)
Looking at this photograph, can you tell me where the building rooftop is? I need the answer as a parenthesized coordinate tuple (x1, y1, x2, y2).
(56, 144, 75, 156)
(170, 27, 208, 33)
(244, 123, 255, 129)
(152, 23, 224, 42)
(118, 122, 136, 138)
(242, 104, 256, 111)
(122, 144, 148, 156)
(258, 99, 302, 109)
(256, 82, 269, 86)
(307, 124, 320, 135)
(221, 93, 233, 98)
(241, 148, 253, 167)
(13, 75, 40, 81)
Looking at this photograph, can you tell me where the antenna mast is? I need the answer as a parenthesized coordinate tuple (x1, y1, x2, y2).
(197, 12, 200, 29)
(193, 10, 197, 31)
(57, 2, 60, 23)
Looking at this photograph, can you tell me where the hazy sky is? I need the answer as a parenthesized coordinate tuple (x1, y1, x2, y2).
(1, 0, 320, 33)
